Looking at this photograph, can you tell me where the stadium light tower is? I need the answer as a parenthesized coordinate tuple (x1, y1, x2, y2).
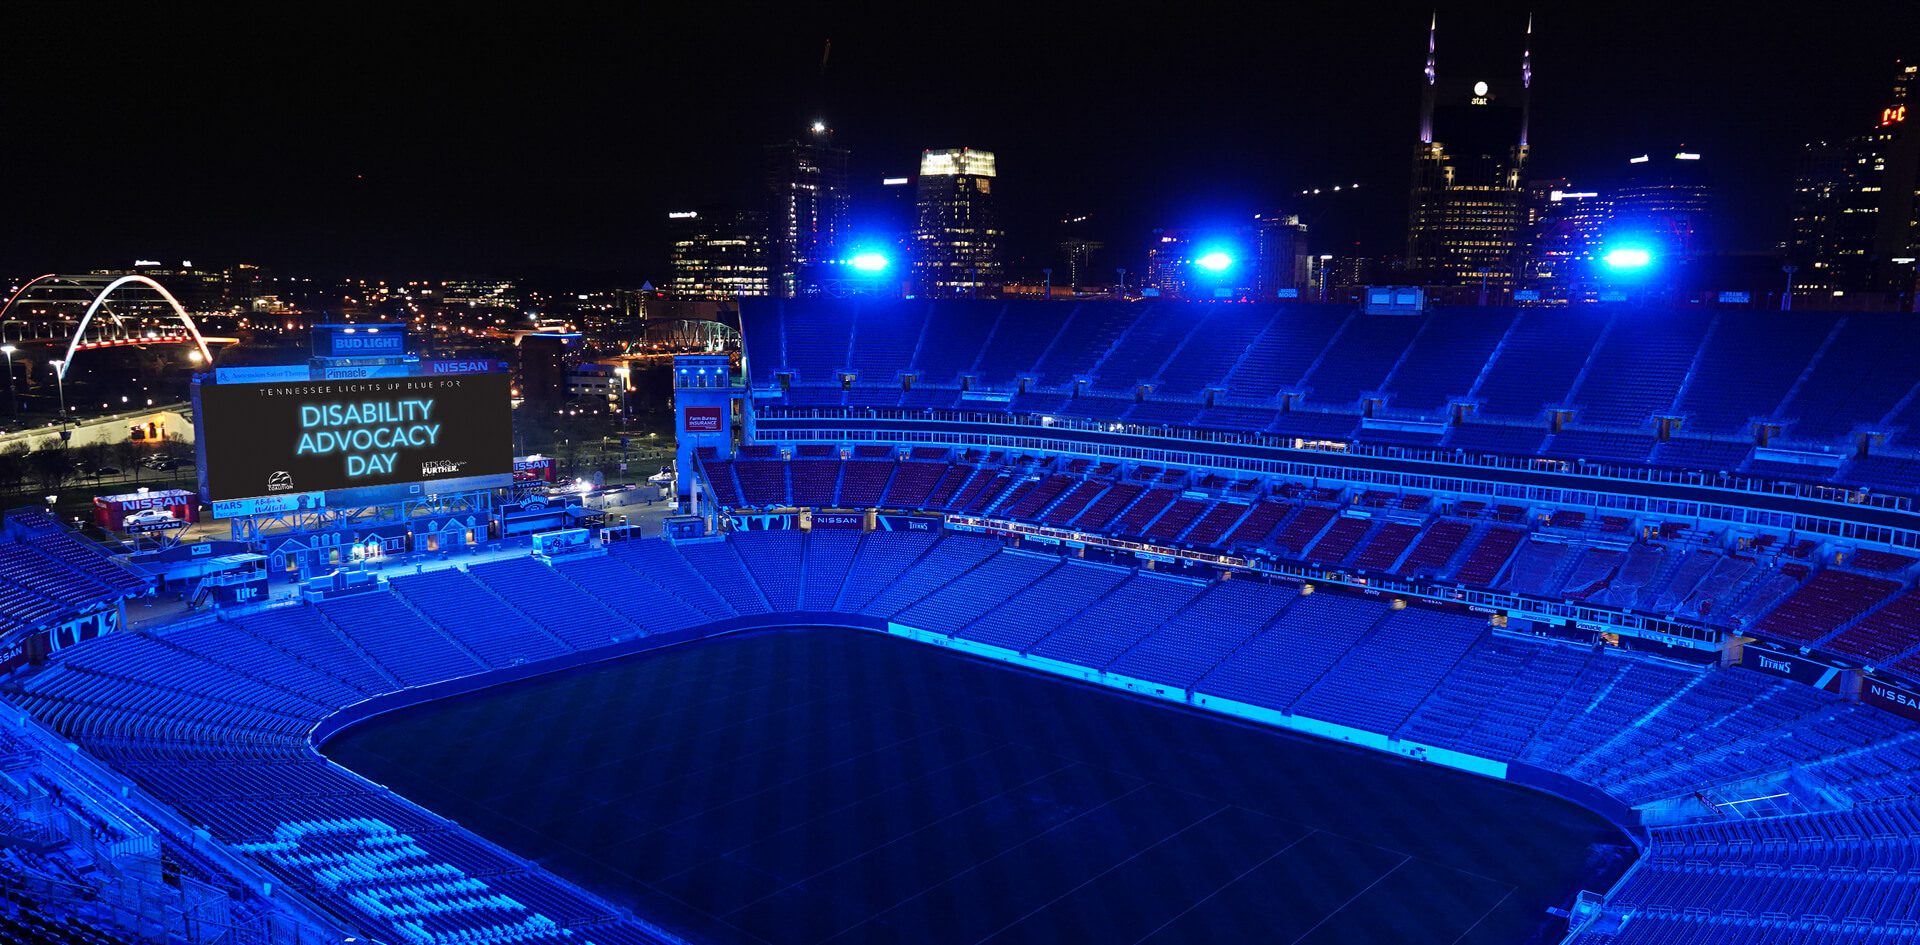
(1195, 251, 1234, 272)
(1603, 247, 1653, 269)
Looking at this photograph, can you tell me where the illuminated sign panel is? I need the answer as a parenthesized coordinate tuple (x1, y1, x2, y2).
(684, 406, 724, 432)
(1884, 104, 1908, 126)
(312, 326, 407, 359)
(918, 148, 997, 178)
(198, 373, 513, 503)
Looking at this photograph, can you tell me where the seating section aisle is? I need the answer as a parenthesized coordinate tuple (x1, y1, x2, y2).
(315, 593, 484, 688)
(389, 569, 569, 667)
(467, 557, 638, 648)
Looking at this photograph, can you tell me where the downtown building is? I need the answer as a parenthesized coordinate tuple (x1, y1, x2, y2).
(1141, 215, 1307, 301)
(1521, 151, 1712, 304)
(666, 209, 771, 301)
(765, 127, 851, 298)
(912, 148, 1003, 297)
(1406, 15, 1533, 291)
(1523, 179, 1608, 301)
(1613, 150, 1713, 257)
(1790, 61, 1920, 300)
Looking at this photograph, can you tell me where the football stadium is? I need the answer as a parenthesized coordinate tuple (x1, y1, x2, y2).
(6, 298, 1920, 945)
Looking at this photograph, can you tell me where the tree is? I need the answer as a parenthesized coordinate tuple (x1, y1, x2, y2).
(111, 437, 150, 483)
(28, 444, 70, 494)
(0, 442, 27, 496)
(75, 441, 114, 475)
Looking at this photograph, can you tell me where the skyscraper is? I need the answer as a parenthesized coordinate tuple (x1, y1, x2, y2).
(667, 210, 770, 301)
(1252, 213, 1310, 298)
(1406, 14, 1533, 289)
(765, 126, 850, 298)
(912, 148, 1002, 296)
(1790, 61, 1920, 297)
(1612, 150, 1713, 257)
(1524, 180, 1609, 302)
(1144, 230, 1195, 299)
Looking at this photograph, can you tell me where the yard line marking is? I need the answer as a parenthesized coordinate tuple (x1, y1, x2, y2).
(1127, 828, 1320, 945)
(972, 804, 1231, 945)
(723, 760, 1084, 917)
(818, 780, 1155, 943)
(1449, 886, 1518, 945)
(1284, 854, 1414, 945)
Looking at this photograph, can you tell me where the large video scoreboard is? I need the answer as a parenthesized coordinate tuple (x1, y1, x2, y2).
(193, 326, 515, 517)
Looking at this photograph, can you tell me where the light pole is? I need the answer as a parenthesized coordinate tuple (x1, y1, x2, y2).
(1782, 264, 1799, 312)
(1042, 268, 1052, 301)
(1115, 267, 1127, 299)
(0, 344, 14, 418)
(1476, 267, 1492, 307)
(614, 365, 631, 425)
(49, 359, 67, 421)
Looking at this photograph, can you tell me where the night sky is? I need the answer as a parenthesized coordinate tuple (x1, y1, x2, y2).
(4, 2, 1915, 285)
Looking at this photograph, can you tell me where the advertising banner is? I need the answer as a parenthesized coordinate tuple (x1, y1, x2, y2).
(1742, 646, 1846, 692)
(1862, 677, 1920, 723)
(684, 406, 723, 432)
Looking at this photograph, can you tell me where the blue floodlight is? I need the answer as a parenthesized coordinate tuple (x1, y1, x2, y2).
(849, 252, 890, 272)
(1602, 246, 1653, 269)
(1195, 251, 1234, 272)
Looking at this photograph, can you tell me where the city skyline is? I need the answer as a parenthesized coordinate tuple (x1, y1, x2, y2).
(3, 3, 1918, 284)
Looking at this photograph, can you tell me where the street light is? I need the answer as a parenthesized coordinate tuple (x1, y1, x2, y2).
(1782, 264, 1799, 312)
(0, 344, 15, 417)
(48, 359, 67, 421)
(613, 365, 631, 423)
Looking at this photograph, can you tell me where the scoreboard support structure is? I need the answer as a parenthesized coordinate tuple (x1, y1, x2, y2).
(224, 487, 494, 544)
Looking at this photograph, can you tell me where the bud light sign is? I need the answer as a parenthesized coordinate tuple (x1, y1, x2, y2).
(314, 326, 406, 358)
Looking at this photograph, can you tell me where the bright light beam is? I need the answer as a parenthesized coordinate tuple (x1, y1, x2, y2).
(1195, 252, 1234, 272)
(1603, 247, 1652, 269)
(849, 253, 890, 272)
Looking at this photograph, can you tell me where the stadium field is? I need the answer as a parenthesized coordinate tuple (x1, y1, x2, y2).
(323, 628, 1633, 945)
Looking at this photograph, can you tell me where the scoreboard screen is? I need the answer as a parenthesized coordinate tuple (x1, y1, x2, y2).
(198, 372, 513, 504)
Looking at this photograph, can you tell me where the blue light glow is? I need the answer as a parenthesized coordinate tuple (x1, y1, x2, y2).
(1195, 251, 1234, 272)
(1602, 247, 1653, 269)
(849, 253, 890, 272)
